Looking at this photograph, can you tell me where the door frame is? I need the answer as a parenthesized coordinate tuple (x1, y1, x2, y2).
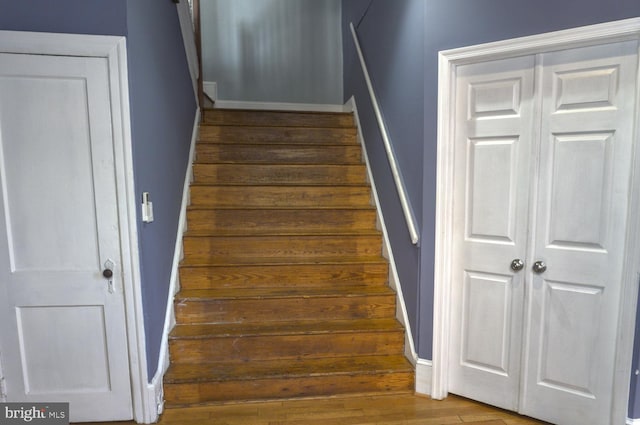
(432, 17, 640, 423)
(0, 31, 150, 423)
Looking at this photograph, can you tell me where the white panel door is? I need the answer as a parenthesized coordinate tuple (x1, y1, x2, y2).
(0, 53, 133, 422)
(449, 55, 535, 410)
(449, 40, 638, 424)
(521, 41, 639, 425)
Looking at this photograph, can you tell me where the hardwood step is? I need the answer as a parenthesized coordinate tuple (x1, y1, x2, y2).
(192, 164, 368, 186)
(181, 234, 383, 265)
(198, 125, 357, 144)
(195, 143, 363, 164)
(203, 109, 354, 128)
(185, 209, 378, 236)
(189, 185, 372, 209)
(168, 318, 405, 363)
(174, 287, 397, 323)
(163, 355, 414, 406)
(178, 262, 389, 291)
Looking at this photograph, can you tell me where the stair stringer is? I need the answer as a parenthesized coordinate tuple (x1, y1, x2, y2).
(345, 96, 418, 367)
(147, 107, 201, 421)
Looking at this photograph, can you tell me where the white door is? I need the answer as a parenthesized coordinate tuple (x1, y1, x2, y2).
(449, 40, 639, 425)
(0, 53, 133, 422)
(448, 55, 536, 411)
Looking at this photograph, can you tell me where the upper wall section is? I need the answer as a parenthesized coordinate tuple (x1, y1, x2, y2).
(0, 0, 127, 35)
(202, 0, 343, 104)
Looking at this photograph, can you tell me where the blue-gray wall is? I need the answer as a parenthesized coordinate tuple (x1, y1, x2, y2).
(125, 0, 196, 379)
(342, 0, 640, 417)
(0, 0, 197, 380)
(202, 0, 343, 104)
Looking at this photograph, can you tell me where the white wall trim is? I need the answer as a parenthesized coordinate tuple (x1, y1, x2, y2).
(433, 18, 640, 424)
(203, 81, 217, 102)
(213, 98, 346, 113)
(415, 359, 432, 396)
(346, 97, 418, 367)
(628, 418, 640, 425)
(176, 0, 200, 102)
(349, 22, 419, 246)
(145, 106, 201, 422)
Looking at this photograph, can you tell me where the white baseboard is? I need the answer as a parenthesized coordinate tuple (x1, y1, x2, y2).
(143, 106, 201, 423)
(213, 98, 346, 113)
(346, 96, 418, 368)
(415, 359, 432, 396)
(203, 81, 217, 101)
(628, 418, 640, 425)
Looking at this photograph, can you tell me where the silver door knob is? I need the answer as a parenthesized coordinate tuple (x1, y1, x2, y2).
(510, 259, 524, 271)
(532, 261, 547, 274)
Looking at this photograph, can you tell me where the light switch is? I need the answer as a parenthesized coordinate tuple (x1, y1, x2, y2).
(142, 192, 154, 223)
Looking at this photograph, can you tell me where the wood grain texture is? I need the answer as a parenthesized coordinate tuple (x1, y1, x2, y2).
(203, 109, 356, 128)
(80, 394, 550, 425)
(166, 109, 414, 406)
(199, 125, 357, 144)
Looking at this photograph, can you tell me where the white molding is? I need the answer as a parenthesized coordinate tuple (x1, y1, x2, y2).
(415, 359, 432, 396)
(109, 37, 151, 425)
(346, 97, 418, 367)
(213, 98, 346, 113)
(628, 418, 640, 425)
(349, 22, 419, 246)
(0, 30, 126, 57)
(433, 17, 640, 422)
(176, 0, 199, 102)
(146, 106, 201, 422)
(203, 81, 217, 102)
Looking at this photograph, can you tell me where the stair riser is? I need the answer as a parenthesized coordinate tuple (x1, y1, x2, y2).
(192, 164, 367, 185)
(195, 144, 363, 164)
(186, 209, 378, 235)
(203, 110, 354, 128)
(164, 373, 414, 406)
(199, 126, 357, 144)
(174, 295, 396, 324)
(189, 186, 372, 209)
(182, 235, 383, 264)
(178, 263, 389, 290)
(169, 332, 405, 363)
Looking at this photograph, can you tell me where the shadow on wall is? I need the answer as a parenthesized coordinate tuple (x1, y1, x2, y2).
(202, 0, 342, 104)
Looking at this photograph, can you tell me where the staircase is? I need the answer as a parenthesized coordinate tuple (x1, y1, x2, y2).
(163, 108, 414, 406)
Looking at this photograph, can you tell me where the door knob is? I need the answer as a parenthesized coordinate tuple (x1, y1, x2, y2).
(510, 259, 524, 271)
(103, 268, 113, 279)
(532, 261, 547, 274)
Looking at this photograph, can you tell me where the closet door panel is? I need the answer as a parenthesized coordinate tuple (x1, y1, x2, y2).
(449, 55, 535, 411)
(521, 40, 639, 425)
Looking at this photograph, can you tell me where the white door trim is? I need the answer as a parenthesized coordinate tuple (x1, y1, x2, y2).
(0, 31, 149, 423)
(433, 17, 640, 423)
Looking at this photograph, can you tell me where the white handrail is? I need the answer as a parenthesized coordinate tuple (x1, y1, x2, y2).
(349, 22, 420, 245)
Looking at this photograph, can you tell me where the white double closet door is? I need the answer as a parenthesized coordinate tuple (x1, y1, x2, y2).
(448, 40, 639, 425)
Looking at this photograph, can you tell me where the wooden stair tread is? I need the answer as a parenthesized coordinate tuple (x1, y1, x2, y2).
(169, 318, 403, 339)
(184, 229, 380, 237)
(180, 255, 386, 267)
(174, 285, 394, 301)
(164, 355, 413, 383)
(195, 143, 363, 164)
(198, 125, 357, 145)
(203, 109, 355, 128)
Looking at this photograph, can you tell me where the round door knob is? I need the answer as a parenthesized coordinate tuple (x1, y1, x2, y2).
(103, 268, 113, 279)
(510, 259, 524, 271)
(532, 261, 547, 274)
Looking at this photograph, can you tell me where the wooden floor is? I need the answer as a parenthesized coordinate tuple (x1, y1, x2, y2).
(81, 394, 550, 424)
